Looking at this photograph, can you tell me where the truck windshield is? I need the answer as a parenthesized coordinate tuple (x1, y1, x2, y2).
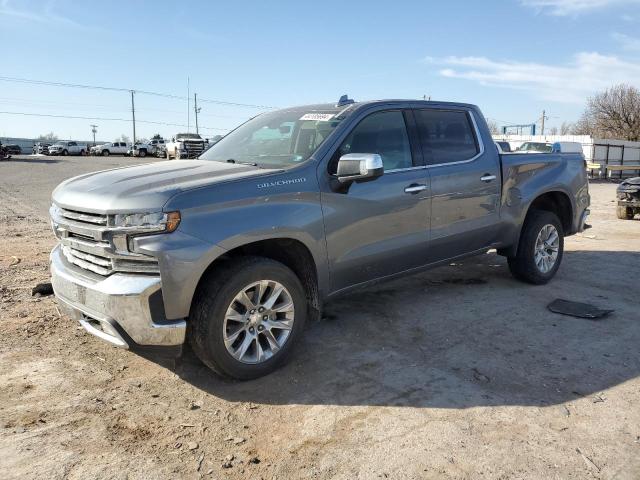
(199, 107, 350, 167)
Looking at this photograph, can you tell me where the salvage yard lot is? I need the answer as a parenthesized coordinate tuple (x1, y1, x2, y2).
(1, 155, 639, 479)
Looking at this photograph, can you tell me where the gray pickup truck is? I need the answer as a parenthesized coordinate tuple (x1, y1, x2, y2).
(49, 97, 590, 379)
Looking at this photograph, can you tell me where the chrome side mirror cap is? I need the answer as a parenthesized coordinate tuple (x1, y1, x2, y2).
(337, 153, 384, 183)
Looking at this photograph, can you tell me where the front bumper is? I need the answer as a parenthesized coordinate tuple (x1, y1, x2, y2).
(50, 245, 186, 350)
(577, 208, 590, 232)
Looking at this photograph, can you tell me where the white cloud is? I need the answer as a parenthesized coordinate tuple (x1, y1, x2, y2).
(612, 32, 640, 51)
(0, 0, 85, 29)
(521, 0, 640, 15)
(425, 53, 640, 103)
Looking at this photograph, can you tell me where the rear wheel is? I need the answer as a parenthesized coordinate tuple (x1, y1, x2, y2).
(188, 257, 307, 380)
(102, 150, 110, 157)
(508, 210, 564, 285)
(62, 149, 68, 156)
(616, 205, 634, 220)
(138, 149, 147, 158)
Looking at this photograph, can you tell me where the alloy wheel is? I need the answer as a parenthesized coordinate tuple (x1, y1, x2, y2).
(534, 224, 559, 273)
(223, 280, 295, 364)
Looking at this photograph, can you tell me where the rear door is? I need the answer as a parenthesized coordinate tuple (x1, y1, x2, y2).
(321, 109, 431, 292)
(413, 108, 501, 261)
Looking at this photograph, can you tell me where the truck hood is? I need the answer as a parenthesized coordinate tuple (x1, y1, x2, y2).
(52, 160, 276, 213)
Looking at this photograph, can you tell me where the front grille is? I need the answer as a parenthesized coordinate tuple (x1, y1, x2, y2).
(183, 141, 205, 157)
(52, 205, 160, 276)
(60, 208, 107, 226)
(62, 245, 112, 275)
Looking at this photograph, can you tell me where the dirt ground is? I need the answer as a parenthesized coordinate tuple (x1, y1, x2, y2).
(1, 155, 639, 480)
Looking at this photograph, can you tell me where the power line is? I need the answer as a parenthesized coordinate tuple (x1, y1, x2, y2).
(0, 110, 230, 131)
(0, 75, 277, 109)
(0, 97, 250, 118)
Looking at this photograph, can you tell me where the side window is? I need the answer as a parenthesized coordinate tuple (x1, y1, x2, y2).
(331, 110, 412, 173)
(69, 142, 76, 146)
(415, 109, 480, 164)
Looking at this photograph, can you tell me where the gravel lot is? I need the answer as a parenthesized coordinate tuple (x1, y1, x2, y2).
(1, 154, 639, 479)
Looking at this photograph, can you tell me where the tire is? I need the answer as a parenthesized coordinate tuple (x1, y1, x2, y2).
(508, 210, 564, 285)
(175, 149, 181, 160)
(188, 256, 307, 380)
(62, 150, 68, 156)
(102, 150, 110, 157)
(139, 149, 147, 158)
(80, 150, 85, 156)
(166, 149, 171, 160)
(616, 205, 634, 220)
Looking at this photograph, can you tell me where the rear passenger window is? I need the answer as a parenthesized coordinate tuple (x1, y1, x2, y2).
(332, 110, 412, 173)
(415, 110, 479, 164)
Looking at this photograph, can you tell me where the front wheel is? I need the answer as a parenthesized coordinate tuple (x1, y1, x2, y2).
(138, 149, 147, 158)
(102, 150, 110, 157)
(616, 205, 634, 220)
(188, 257, 307, 380)
(508, 210, 564, 285)
(61, 150, 68, 156)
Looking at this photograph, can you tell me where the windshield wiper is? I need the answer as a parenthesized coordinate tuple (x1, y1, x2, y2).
(225, 158, 258, 166)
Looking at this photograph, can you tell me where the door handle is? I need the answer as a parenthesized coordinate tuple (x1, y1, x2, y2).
(404, 184, 428, 194)
(480, 174, 496, 182)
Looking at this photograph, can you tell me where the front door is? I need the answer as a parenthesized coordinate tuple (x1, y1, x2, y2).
(321, 109, 431, 293)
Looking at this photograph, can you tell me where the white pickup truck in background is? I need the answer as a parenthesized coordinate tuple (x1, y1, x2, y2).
(165, 133, 207, 159)
(48, 141, 87, 156)
(90, 142, 130, 156)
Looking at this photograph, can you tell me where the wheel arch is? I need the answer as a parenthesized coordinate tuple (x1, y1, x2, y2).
(191, 237, 322, 322)
(498, 189, 573, 257)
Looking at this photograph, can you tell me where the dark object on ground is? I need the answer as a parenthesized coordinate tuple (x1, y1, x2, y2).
(616, 177, 640, 220)
(547, 299, 614, 319)
(32, 282, 54, 297)
(443, 278, 488, 285)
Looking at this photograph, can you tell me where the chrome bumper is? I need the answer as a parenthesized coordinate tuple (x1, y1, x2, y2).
(578, 208, 590, 232)
(50, 245, 186, 348)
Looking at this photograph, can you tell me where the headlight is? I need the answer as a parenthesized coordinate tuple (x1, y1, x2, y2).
(112, 211, 181, 233)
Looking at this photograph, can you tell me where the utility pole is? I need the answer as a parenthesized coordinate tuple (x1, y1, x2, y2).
(194, 93, 201, 135)
(90, 124, 97, 146)
(187, 77, 190, 133)
(540, 109, 548, 136)
(130, 90, 136, 144)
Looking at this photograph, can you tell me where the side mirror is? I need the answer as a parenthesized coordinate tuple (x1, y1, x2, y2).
(337, 153, 384, 183)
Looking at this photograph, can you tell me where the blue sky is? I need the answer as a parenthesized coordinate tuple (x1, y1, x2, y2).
(1, 0, 640, 141)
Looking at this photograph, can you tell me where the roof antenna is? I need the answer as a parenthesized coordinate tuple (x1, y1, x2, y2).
(336, 94, 355, 107)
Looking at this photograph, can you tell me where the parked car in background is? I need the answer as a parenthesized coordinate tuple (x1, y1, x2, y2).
(616, 177, 640, 220)
(48, 141, 87, 156)
(131, 138, 166, 157)
(49, 98, 590, 380)
(33, 142, 52, 155)
(154, 143, 167, 158)
(515, 142, 553, 153)
(90, 142, 129, 156)
(165, 133, 207, 159)
(3, 144, 22, 155)
(495, 141, 511, 153)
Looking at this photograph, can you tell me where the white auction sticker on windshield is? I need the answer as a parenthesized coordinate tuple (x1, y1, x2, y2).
(299, 113, 335, 121)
